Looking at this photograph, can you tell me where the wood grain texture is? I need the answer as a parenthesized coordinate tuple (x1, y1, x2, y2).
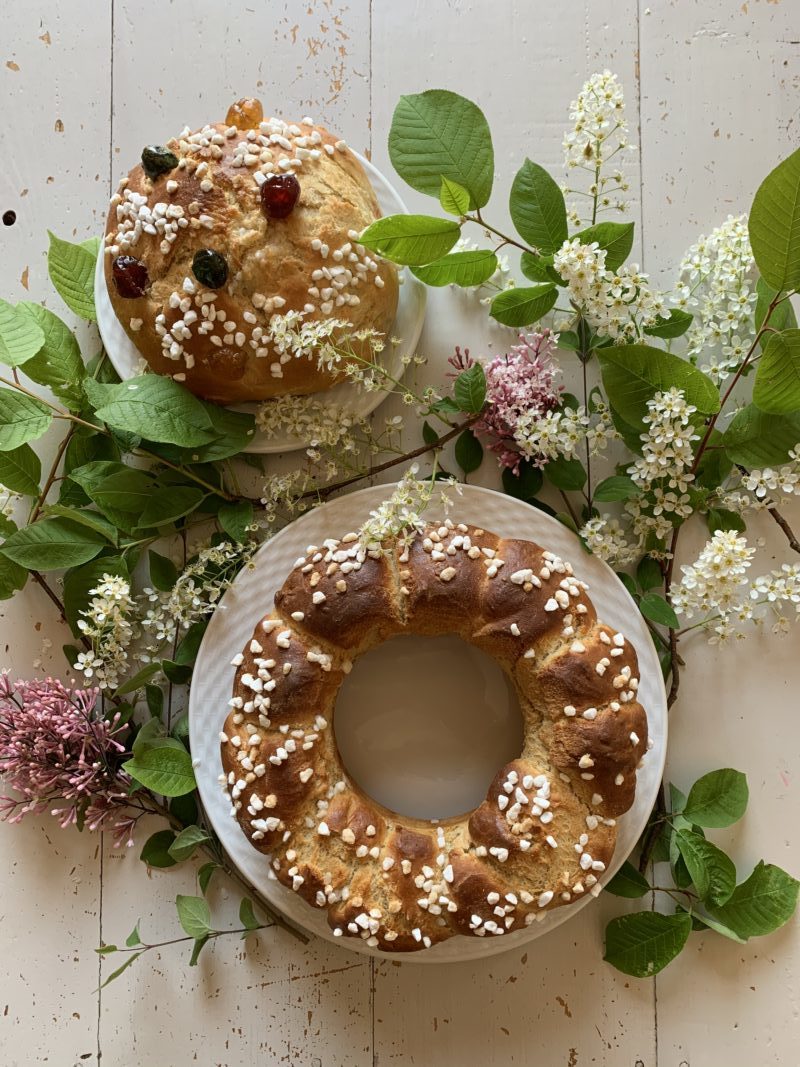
(0, 0, 798, 1063)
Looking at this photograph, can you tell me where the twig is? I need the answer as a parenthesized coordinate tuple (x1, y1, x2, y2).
(766, 506, 800, 555)
(30, 425, 75, 524)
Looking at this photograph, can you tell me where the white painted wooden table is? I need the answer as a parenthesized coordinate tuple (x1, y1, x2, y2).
(1, 2, 799, 1064)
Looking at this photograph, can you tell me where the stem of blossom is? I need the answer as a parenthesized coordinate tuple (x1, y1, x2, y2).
(767, 505, 800, 554)
(467, 211, 539, 257)
(29, 425, 75, 524)
(103, 922, 275, 959)
(297, 414, 481, 502)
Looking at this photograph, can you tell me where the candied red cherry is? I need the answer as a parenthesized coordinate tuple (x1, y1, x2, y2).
(260, 174, 300, 219)
(192, 249, 228, 289)
(111, 255, 150, 298)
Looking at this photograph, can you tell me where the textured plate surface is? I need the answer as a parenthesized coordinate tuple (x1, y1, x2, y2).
(189, 485, 668, 962)
(94, 153, 426, 454)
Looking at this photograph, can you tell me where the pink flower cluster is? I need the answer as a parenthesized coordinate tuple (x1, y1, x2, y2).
(0, 674, 138, 847)
(451, 331, 561, 473)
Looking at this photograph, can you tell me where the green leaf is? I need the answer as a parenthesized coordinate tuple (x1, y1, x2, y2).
(189, 935, 209, 967)
(239, 897, 261, 933)
(175, 621, 208, 666)
(723, 404, 800, 466)
(508, 160, 568, 254)
(598, 344, 720, 428)
(519, 252, 560, 285)
(76, 466, 153, 517)
(169, 785, 197, 824)
(604, 860, 651, 898)
(490, 284, 557, 328)
(16, 303, 85, 408)
(115, 662, 162, 696)
(695, 430, 733, 490)
(138, 486, 204, 529)
(217, 499, 253, 543)
(638, 592, 679, 629)
(132, 715, 165, 753)
(0, 299, 44, 368)
(358, 214, 461, 266)
(94, 375, 216, 448)
(707, 508, 746, 535)
(636, 556, 663, 592)
(139, 829, 178, 869)
(675, 829, 737, 906)
(453, 364, 486, 413)
(0, 388, 52, 451)
(125, 922, 142, 948)
(753, 329, 800, 414)
(198, 863, 218, 896)
(544, 455, 586, 491)
(0, 553, 28, 599)
(43, 504, 119, 544)
(748, 147, 800, 292)
(690, 910, 747, 943)
(439, 175, 470, 216)
(176, 894, 212, 939)
(100, 951, 144, 988)
(422, 421, 438, 447)
(708, 862, 799, 939)
(644, 309, 694, 340)
(62, 555, 128, 635)
(501, 461, 543, 502)
(682, 768, 749, 828)
(0, 443, 41, 495)
(149, 550, 178, 592)
(411, 249, 498, 288)
(604, 911, 692, 977)
(162, 659, 193, 685)
(47, 231, 97, 321)
(155, 402, 256, 464)
(145, 683, 164, 719)
(574, 221, 635, 272)
(168, 825, 211, 863)
(593, 475, 641, 503)
(454, 429, 483, 474)
(96, 943, 118, 955)
(755, 278, 797, 340)
(123, 739, 197, 797)
(388, 90, 494, 208)
(1, 517, 108, 570)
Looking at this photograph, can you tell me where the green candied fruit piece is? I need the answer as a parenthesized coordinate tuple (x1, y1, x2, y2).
(141, 145, 179, 180)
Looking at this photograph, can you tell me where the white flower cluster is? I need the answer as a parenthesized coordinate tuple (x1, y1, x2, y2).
(514, 405, 590, 464)
(358, 465, 459, 548)
(672, 215, 756, 383)
(671, 530, 755, 620)
(741, 446, 800, 502)
(256, 394, 371, 453)
(75, 574, 138, 690)
(581, 516, 639, 566)
(264, 310, 385, 380)
(562, 70, 635, 222)
(553, 238, 663, 342)
(0, 489, 21, 521)
(672, 535, 800, 642)
(138, 541, 256, 663)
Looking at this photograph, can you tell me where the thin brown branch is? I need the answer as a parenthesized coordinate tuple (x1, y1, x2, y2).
(767, 505, 800, 555)
(30, 425, 75, 524)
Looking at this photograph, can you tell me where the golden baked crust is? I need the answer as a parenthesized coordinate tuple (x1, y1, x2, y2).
(103, 109, 399, 403)
(219, 522, 650, 952)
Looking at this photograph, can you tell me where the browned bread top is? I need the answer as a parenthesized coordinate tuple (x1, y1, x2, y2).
(103, 102, 399, 403)
(219, 521, 649, 952)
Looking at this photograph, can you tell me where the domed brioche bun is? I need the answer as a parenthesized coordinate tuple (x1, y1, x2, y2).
(103, 100, 399, 404)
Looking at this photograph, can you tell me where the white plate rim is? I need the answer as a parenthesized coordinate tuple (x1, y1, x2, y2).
(94, 153, 426, 454)
(189, 483, 668, 964)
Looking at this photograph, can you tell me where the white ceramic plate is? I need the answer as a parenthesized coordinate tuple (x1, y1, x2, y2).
(190, 485, 668, 962)
(94, 154, 426, 454)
